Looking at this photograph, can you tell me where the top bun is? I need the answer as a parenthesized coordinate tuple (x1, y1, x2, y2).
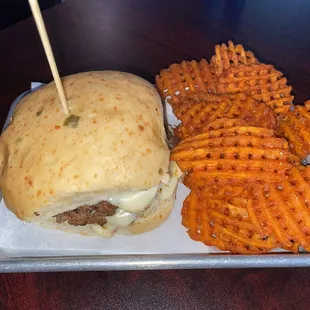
(0, 71, 170, 220)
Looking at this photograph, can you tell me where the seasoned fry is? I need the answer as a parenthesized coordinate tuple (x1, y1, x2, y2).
(286, 167, 310, 204)
(180, 91, 224, 103)
(171, 125, 298, 197)
(251, 185, 299, 251)
(250, 175, 310, 251)
(276, 104, 310, 160)
(182, 190, 279, 253)
(172, 93, 227, 122)
(215, 64, 294, 118)
(210, 41, 259, 76)
(173, 146, 294, 164)
(172, 126, 295, 165)
(183, 170, 285, 189)
(201, 118, 249, 132)
(176, 125, 277, 146)
(174, 94, 277, 138)
(155, 59, 216, 106)
(183, 178, 310, 252)
(299, 166, 310, 183)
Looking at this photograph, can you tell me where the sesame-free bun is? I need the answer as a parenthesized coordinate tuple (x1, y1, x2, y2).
(0, 71, 171, 232)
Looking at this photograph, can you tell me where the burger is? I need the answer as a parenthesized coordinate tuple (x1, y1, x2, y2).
(0, 71, 182, 237)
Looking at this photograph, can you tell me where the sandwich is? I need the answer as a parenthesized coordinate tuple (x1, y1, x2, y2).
(0, 71, 182, 237)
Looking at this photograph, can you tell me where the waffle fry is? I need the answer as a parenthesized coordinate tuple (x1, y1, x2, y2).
(182, 190, 279, 253)
(215, 64, 294, 118)
(174, 94, 277, 139)
(155, 59, 216, 107)
(179, 91, 223, 103)
(299, 166, 310, 183)
(172, 92, 227, 122)
(171, 126, 299, 195)
(250, 169, 310, 251)
(210, 41, 259, 76)
(174, 125, 285, 151)
(276, 104, 310, 160)
(252, 184, 297, 249)
(202, 118, 249, 132)
(183, 176, 308, 253)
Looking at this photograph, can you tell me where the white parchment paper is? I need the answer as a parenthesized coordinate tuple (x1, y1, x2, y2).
(0, 84, 219, 258)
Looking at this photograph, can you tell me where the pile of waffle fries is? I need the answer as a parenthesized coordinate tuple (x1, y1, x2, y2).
(156, 41, 310, 253)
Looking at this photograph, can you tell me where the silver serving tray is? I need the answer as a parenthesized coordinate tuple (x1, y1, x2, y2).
(0, 86, 309, 273)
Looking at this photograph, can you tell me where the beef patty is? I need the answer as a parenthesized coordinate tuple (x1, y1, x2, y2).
(55, 201, 118, 226)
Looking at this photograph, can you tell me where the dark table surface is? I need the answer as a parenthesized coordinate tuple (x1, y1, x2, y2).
(0, 0, 310, 309)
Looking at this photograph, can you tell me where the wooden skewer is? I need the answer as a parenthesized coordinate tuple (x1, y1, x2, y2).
(28, 0, 70, 115)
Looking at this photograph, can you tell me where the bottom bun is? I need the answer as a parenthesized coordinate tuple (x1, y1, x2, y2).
(33, 188, 177, 237)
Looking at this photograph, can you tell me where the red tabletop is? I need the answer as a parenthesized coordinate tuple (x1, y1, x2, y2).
(0, 0, 310, 309)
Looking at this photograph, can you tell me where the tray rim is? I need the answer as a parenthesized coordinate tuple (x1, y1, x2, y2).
(1, 85, 310, 272)
(1, 253, 310, 272)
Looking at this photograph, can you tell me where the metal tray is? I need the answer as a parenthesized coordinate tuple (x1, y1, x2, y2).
(0, 86, 310, 273)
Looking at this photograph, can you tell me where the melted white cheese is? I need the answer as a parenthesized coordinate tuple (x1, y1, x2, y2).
(158, 161, 183, 200)
(91, 224, 115, 237)
(91, 209, 137, 235)
(91, 161, 182, 235)
(107, 185, 159, 213)
(106, 209, 137, 227)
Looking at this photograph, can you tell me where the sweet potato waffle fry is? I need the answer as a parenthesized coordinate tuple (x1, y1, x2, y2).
(300, 166, 310, 183)
(183, 171, 286, 190)
(183, 174, 310, 252)
(215, 64, 294, 118)
(210, 41, 259, 76)
(276, 104, 310, 160)
(250, 167, 310, 251)
(155, 59, 216, 106)
(202, 118, 249, 132)
(171, 125, 299, 189)
(174, 94, 277, 139)
(182, 190, 279, 253)
(183, 165, 310, 252)
(172, 92, 227, 121)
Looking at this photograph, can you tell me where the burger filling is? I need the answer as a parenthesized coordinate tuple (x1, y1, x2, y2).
(55, 201, 117, 226)
(53, 161, 182, 231)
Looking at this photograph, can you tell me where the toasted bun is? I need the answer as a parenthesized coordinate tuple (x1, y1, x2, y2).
(0, 71, 170, 222)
